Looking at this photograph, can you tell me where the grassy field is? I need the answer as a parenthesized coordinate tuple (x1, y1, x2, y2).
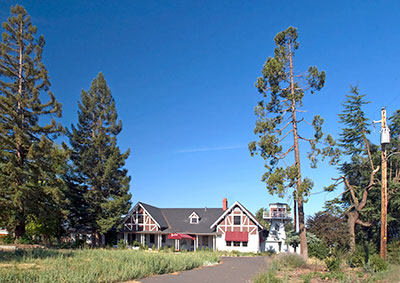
(0, 248, 219, 283)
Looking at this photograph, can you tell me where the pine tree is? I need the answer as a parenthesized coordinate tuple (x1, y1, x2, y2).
(327, 86, 380, 251)
(249, 27, 337, 258)
(68, 73, 131, 245)
(0, 5, 64, 239)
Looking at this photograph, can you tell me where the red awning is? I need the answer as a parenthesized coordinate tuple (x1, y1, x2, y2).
(167, 233, 195, 240)
(225, 231, 248, 242)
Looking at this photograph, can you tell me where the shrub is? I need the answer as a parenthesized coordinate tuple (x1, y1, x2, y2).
(1, 235, 14, 244)
(325, 256, 341, 272)
(347, 245, 366, 268)
(132, 240, 140, 247)
(163, 245, 169, 252)
(308, 241, 329, 260)
(278, 253, 305, 268)
(388, 240, 400, 264)
(368, 254, 388, 272)
(151, 244, 156, 251)
(17, 234, 34, 245)
(117, 239, 126, 249)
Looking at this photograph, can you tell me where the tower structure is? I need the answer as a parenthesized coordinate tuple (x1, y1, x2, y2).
(263, 203, 295, 253)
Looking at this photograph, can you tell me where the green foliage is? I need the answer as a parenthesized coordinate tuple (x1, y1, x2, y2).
(17, 235, 35, 245)
(325, 256, 341, 272)
(388, 240, 400, 264)
(306, 210, 349, 250)
(367, 254, 388, 272)
(117, 239, 126, 249)
(250, 26, 333, 198)
(1, 235, 14, 244)
(67, 73, 131, 241)
(255, 208, 270, 229)
(151, 245, 156, 251)
(308, 240, 328, 260)
(0, 4, 65, 239)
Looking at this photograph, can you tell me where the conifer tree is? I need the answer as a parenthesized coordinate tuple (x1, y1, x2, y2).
(327, 86, 380, 251)
(0, 5, 64, 238)
(68, 73, 131, 245)
(249, 27, 337, 258)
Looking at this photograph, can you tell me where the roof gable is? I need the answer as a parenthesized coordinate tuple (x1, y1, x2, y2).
(210, 201, 264, 230)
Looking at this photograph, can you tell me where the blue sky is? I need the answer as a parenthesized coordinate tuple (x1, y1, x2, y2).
(1, 0, 400, 217)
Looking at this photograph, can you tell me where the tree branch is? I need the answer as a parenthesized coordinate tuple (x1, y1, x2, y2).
(277, 145, 295, 159)
(356, 219, 371, 227)
(278, 129, 293, 143)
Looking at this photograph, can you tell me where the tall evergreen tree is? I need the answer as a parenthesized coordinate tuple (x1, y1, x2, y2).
(0, 5, 64, 238)
(327, 86, 380, 251)
(249, 27, 337, 258)
(68, 73, 131, 245)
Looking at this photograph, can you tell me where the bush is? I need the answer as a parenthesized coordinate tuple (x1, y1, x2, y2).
(388, 240, 400, 264)
(151, 244, 156, 251)
(347, 245, 366, 268)
(368, 254, 388, 272)
(132, 240, 140, 247)
(17, 234, 34, 245)
(117, 239, 126, 249)
(325, 256, 341, 272)
(1, 235, 14, 244)
(308, 241, 329, 260)
(278, 253, 305, 268)
(347, 242, 377, 268)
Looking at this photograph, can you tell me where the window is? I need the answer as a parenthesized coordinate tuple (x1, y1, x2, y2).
(189, 212, 200, 224)
(242, 241, 248, 247)
(137, 215, 144, 224)
(233, 241, 240, 246)
(234, 216, 241, 225)
(226, 241, 232, 246)
(150, 234, 155, 244)
(162, 235, 166, 243)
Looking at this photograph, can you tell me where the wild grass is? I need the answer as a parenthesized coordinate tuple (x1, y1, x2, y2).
(253, 252, 400, 283)
(0, 248, 219, 283)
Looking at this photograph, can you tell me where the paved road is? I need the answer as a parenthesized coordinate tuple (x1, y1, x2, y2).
(139, 256, 268, 283)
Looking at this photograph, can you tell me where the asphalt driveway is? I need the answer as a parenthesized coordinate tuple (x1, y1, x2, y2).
(138, 256, 268, 283)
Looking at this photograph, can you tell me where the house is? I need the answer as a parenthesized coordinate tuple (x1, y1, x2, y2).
(120, 198, 267, 253)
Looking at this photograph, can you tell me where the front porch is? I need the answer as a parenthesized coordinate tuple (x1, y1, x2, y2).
(120, 232, 216, 251)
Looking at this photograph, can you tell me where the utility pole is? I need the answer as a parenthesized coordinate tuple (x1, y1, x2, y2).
(374, 107, 390, 260)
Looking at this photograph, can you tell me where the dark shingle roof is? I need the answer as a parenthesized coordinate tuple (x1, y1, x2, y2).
(160, 208, 223, 234)
(139, 202, 168, 228)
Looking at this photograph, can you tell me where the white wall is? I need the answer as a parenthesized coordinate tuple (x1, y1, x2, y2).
(216, 232, 260, 253)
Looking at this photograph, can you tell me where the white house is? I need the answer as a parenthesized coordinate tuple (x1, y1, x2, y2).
(120, 198, 267, 253)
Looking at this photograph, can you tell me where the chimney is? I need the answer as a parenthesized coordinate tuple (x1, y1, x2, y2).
(223, 198, 228, 211)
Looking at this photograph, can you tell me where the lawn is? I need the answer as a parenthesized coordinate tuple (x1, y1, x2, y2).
(0, 248, 219, 283)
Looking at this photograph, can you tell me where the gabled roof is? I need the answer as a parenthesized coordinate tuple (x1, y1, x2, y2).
(124, 202, 168, 228)
(160, 208, 223, 234)
(210, 201, 265, 230)
(124, 201, 265, 234)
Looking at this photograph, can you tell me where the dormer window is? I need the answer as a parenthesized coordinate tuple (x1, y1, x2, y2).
(189, 212, 200, 224)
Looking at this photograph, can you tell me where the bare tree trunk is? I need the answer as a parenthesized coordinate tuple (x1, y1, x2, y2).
(288, 40, 308, 258)
(347, 211, 357, 252)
